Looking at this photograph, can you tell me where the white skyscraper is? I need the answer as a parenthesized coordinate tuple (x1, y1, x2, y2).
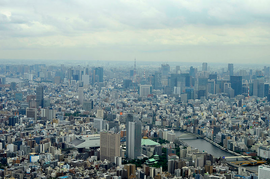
(126, 120, 142, 159)
(82, 75, 90, 86)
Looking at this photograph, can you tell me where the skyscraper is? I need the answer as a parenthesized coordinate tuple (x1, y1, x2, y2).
(94, 118, 104, 131)
(176, 66, 180, 74)
(228, 63, 234, 76)
(198, 77, 208, 99)
(36, 86, 44, 108)
(78, 86, 84, 104)
(230, 76, 242, 96)
(95, 67, 104, 82)
(82, 75, 90, 86)
(139, 85, 152, 97)
(202, 63, 207, 72)
(161, 64, 170, 77)
(100, 132, 120, 162)
(126, 119, 141, 159)
(189, 66, 196, 77)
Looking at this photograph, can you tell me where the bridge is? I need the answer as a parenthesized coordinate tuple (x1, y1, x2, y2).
(177, 133, 203, 140)
(224, 156, 252, 159)
(230, 160, 266, 166)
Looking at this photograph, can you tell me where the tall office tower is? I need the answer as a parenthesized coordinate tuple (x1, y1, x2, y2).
(253, 79, 259, 96)
(189, 66, 196, 77)
(230, 76, 242, 96)
(94, 118, 104, 131)
(265, 84, 269, 97)
(139, 85, 152, 97)
(228, 63, 234, 76)
(100, 132, 120, 162)
(208, 79, 216, 94)
(95, 67, 103, 82)
(126, 120, 141, 159)
(161, 64, 170, 77)
(176, 66, 180, 74)
(198, 77, 208, 99)
(36, 86, 44, 108)
(78, 84, 84, 104)
(202, 63, 207, 72)
(153, 71, 162, 89)
(81, 75, 89, 86)
(258, 82, 265, 97)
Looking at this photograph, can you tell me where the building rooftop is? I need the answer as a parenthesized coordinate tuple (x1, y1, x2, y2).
(141, 137, 160, 146)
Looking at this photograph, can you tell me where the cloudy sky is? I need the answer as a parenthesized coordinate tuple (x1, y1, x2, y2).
(0, 0, 270, 63)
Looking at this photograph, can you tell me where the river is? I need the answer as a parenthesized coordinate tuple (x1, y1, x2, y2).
(174, 131, 258, 172)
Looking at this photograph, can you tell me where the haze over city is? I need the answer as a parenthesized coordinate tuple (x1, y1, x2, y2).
(1, 1, 270, 179)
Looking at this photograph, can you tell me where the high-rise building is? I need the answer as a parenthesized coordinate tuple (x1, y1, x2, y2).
(198, 77, 208, 99)
(36, 86, 44, 108)
(126, 120, 141, 159)
(176, 66, 180, 74)
(208, 79, 216, 94)
(228, 63, 234, 76)
(94, 118, 104, 131)
(202, 63, 207, 72)
(230, 76, 242, 96)
(78, 86, 84, 104)
(82, 75, 90, 86)
(83, 100, 93, 111)
(258, 165, 270, 179)
(100, 132, 120, 162)
(264, 84, 269, 97)
(95, 67, 103, 82)
(139, 85, 152, 97)
(40, 109, 56, 120)
(123, 79, 132, 89)
(189, 66, 196, 77)
(153, 71, 162, 89)
(9, 116, 19, 126)
(161, 64, 170, 77)
(26, 108, 37, 122)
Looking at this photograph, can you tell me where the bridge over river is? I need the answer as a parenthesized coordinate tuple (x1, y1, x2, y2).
(174, 131, 259, 173)
(177, 132, 204, 140)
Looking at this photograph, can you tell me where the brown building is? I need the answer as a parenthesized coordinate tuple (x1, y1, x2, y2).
(100, 132, 120, 162)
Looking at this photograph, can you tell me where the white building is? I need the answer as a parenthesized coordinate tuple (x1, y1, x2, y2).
(258, 165, 270, 179)
(82, 75, 90, 86)
(94, 118, 105, 131)
(139, 85, 152, 97)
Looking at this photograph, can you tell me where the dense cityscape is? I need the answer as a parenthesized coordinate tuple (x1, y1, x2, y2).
(0, 61, 269, 178)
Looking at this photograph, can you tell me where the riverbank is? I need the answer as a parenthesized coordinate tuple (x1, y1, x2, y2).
(174, 131, 259, 173)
